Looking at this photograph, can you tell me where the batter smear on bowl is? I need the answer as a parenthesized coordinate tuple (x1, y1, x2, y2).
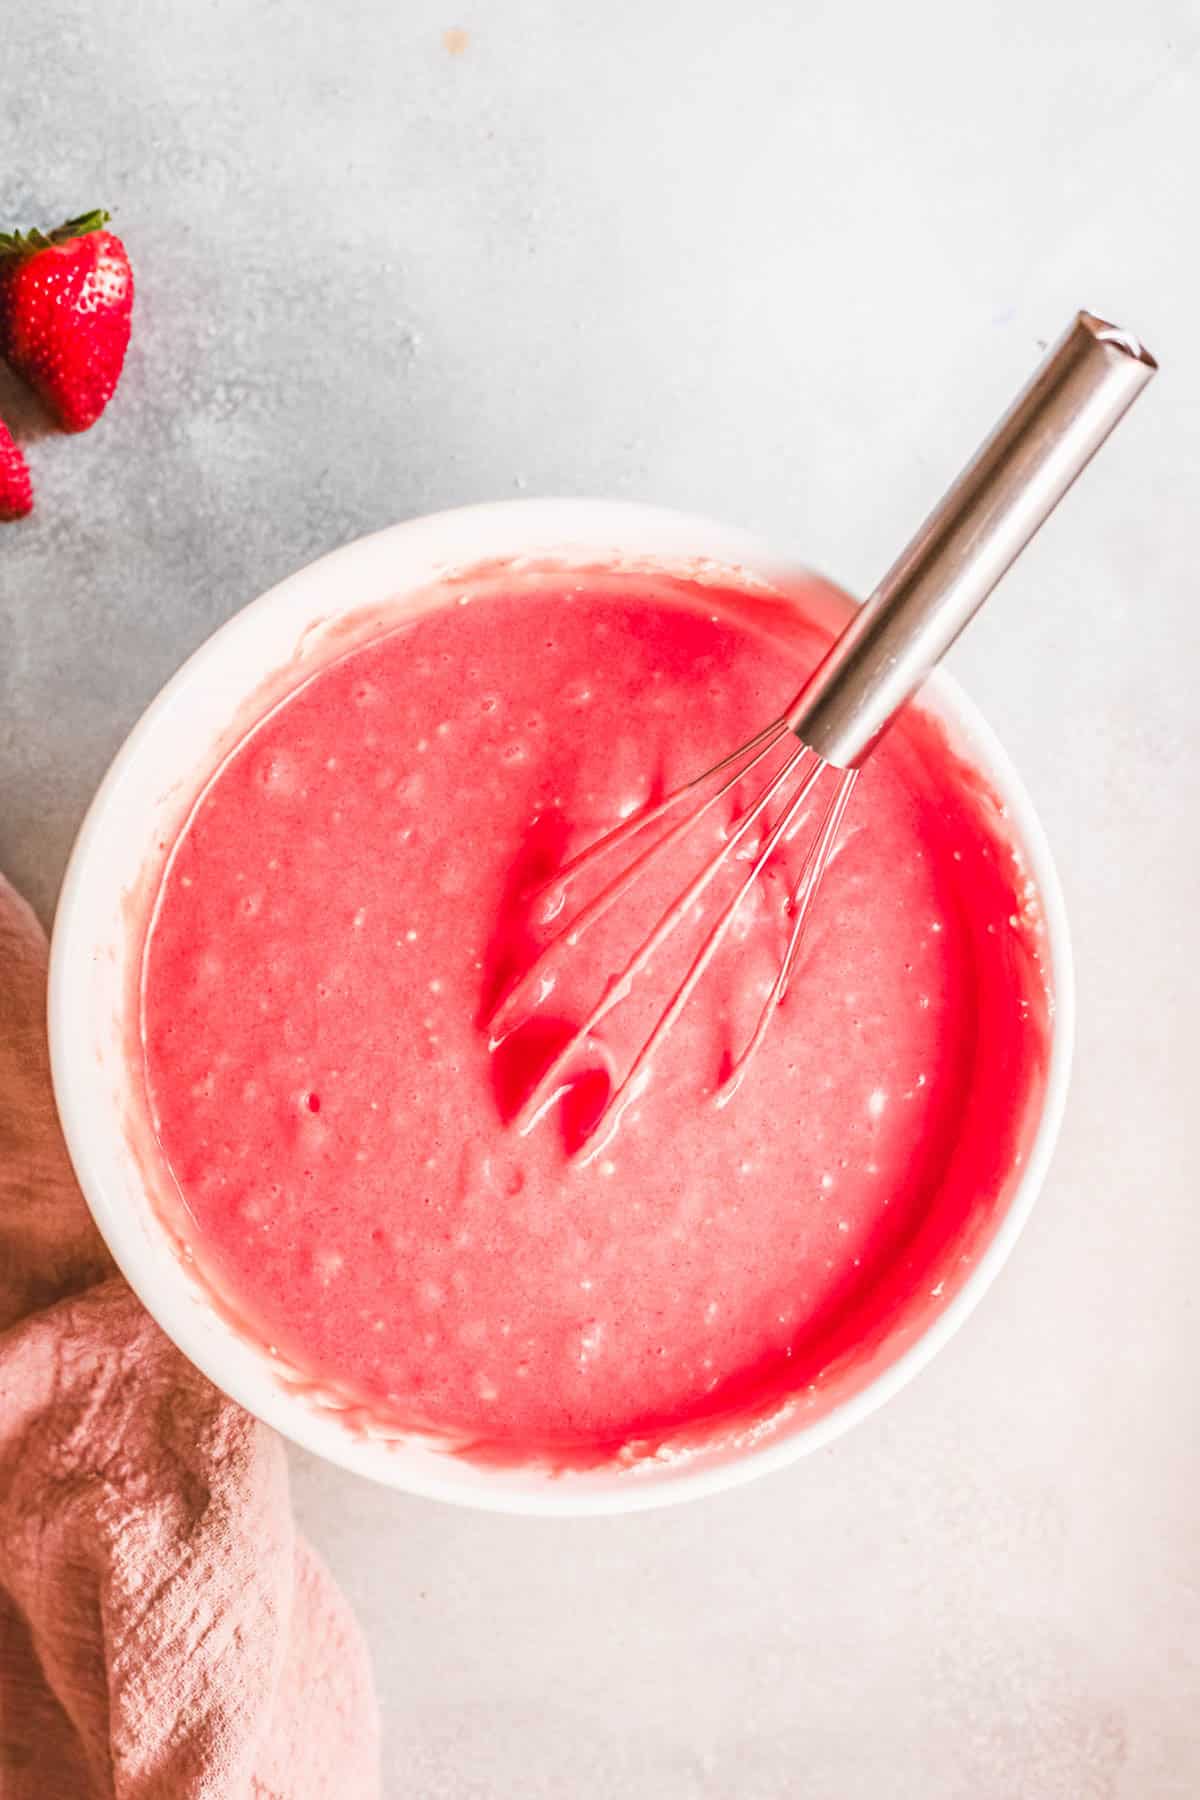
(140, 570, 1050, 1467)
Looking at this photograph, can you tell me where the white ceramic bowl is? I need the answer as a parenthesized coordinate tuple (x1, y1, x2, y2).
(48, 500, 1073, 1515)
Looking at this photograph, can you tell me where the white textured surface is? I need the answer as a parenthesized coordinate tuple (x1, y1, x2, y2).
(3, 2, 1198, 1795)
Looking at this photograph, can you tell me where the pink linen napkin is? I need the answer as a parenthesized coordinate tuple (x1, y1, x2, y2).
(0, 874, 380, 1798)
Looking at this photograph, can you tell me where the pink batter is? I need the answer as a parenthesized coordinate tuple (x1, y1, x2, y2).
(140, 571, 1049, 1463)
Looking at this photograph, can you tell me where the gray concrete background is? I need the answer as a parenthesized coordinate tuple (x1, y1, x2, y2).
(3, 2, 1199, 1795)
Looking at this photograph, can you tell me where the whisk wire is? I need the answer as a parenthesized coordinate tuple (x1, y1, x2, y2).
(510, 737, 818, 1137)
(716, 766, 857, 1109)
(488, 717, 792, 1048)
(551, 716, 789, 888)
(568, 749, 829, 1161)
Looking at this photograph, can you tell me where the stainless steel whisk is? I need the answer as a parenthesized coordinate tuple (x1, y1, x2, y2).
(489, 313, 1156, 1158)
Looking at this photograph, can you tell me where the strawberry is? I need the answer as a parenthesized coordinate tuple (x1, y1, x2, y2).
(0, 418, 32, 519)
(0, 209, 133, 433)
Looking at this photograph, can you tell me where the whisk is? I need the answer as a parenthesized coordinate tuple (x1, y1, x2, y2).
(488, 313, 1156, 1159)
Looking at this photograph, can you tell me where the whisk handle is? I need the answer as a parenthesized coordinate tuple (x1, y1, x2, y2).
(786, 311, 1157, 769)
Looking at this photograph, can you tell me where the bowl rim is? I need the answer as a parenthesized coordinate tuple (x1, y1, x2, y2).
(47, 498, 1074, 1516)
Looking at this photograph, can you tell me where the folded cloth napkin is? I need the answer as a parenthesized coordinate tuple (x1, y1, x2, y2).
(0, 875, 380, 1798)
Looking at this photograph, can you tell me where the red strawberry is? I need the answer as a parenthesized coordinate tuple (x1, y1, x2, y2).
(0, 418, 32, 519)
(0, 209, 133, 433)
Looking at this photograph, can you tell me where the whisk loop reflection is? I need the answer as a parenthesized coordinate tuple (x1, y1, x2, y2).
(486, 721, 858, 1163)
